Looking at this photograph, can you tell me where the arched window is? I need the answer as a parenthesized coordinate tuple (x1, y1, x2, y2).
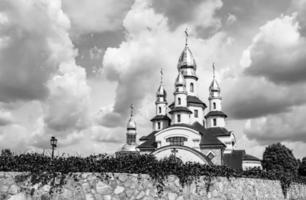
(213, 102, 216, 109)
(158, 106, 162, 114)
(177, 114, 181, 122)
(178, 97, 181, 105)
(213, 118, 217, 126)
(190, 83, 194, 92)
(194, 110, 198, 118)
(157, 122, 161, 129)
(166, 137, 187, 146)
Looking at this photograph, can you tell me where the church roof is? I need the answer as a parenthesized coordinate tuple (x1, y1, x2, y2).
(243, 154, 261, 162)
(223, 150, 246, 170)
(169, 106, 192, 114)
(169, 96, 207, 109)
(205, 111, 227, 118)
(150, 115, 171, 122)
(192, 122, 226, 148)
(187, 96, 207, 108)
(137, 131, 157, 150)
(205, 127, 231, 137)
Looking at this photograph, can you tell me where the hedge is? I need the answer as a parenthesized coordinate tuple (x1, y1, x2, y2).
(0, 153, 305, 196)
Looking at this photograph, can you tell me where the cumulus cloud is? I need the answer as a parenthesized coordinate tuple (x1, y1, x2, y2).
(225, 12, 306, 120)
(101, 0, 229, 128)
(242, 14, 306, 85)
(0, 0, 94, 151)
(62, 0, 134, 34)
(44, 60, 91, 133)
(0, 0, 73, 102)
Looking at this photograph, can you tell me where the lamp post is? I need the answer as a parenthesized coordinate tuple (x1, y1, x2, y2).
(50, 136, 57, 159)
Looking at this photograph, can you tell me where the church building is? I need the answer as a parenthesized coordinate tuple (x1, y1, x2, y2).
(117, 30, 261, 170)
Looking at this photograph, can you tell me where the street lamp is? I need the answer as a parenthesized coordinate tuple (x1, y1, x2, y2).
(50, 136, 57, 159)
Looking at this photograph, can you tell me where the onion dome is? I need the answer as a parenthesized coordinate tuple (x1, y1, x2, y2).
(127, 105, 136, 130)
(157, 85, 167, 97)
(209, 79, 220, 92)
(209, 63, 220, 93)
(156, 68, 167, 97)
(175, 72, 186, 87)
(177, 28, 197, 71)
(177, 46, 197, 71)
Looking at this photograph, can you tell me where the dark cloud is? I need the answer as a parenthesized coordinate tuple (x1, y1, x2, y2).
(216, 0, 290, 34)
(73, 31, 125, 77)
(244, 105, 306, 144)
(152, 0, 204, 29)
(223, 77, 306, 119)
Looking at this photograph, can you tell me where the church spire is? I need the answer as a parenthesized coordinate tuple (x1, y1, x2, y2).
(206, 63, 227, 128)
(152, 69, 170, 131)
(177, 28, 198, 96)
(209, 63, 221, 99)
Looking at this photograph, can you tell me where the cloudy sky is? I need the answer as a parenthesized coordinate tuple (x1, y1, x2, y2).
(0, 0, 306, 158)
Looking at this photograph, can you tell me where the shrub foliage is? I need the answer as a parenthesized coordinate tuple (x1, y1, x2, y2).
(0, 152, 305, 196)
(262, 143, 299, 175)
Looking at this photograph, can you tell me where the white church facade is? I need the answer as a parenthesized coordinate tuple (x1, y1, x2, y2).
(117, 31, 261, 170)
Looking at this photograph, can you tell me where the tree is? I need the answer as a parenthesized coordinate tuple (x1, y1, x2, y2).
(1, 149, 13, 157)
(298, 157, 306, 176)
(262, 143, 298, 175)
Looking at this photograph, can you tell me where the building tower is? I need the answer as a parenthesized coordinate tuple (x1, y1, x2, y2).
(151, 69, 171, 131)
(177, 28, 198, 96)
(205, 63, 227, 128)
(120, 104, 138, 152)
(169, 71, 192, 124)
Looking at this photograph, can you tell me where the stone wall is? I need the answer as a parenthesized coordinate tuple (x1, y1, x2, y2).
(0, 172, 306, 200)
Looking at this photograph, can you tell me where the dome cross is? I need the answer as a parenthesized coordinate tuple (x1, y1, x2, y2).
(184, 27, 189, 46)
(130, 104, 134, 117)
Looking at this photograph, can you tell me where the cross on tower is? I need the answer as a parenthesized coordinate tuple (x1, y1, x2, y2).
(184, 27, 189, 46)
(212, 62, 216, 79)
(160, 68, 163, 84)
(130, 104, 134, 117)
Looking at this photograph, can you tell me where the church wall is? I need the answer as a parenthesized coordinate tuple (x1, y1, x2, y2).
(209, 98, 222, 111)
(155, 127, 201, 148)
(200, 148, 222, 165)
(185, 78, 197, 96)
(1, 172, 305, 200)
(217, 136, 234, 152)
(188, 105, 204, 125)
(243, 160, 262, 170)
(206, 117, 225, 128)
(171, 112, 190, 125)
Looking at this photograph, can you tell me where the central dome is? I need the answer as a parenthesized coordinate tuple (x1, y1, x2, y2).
(177, 46, 197, 71)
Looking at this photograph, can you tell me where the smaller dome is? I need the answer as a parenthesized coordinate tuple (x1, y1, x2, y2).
(121, 144, 138, 152)
(209, 79, 220, 92)
(157, 85, 167, 97)
(177, 46, 197, 70)
(127, 117, 136, 130)
(175, 72, 186, 87)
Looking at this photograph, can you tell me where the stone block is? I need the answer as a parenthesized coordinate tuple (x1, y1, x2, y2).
(96, 181, 112, 195)
(114, 186, 125, 194)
